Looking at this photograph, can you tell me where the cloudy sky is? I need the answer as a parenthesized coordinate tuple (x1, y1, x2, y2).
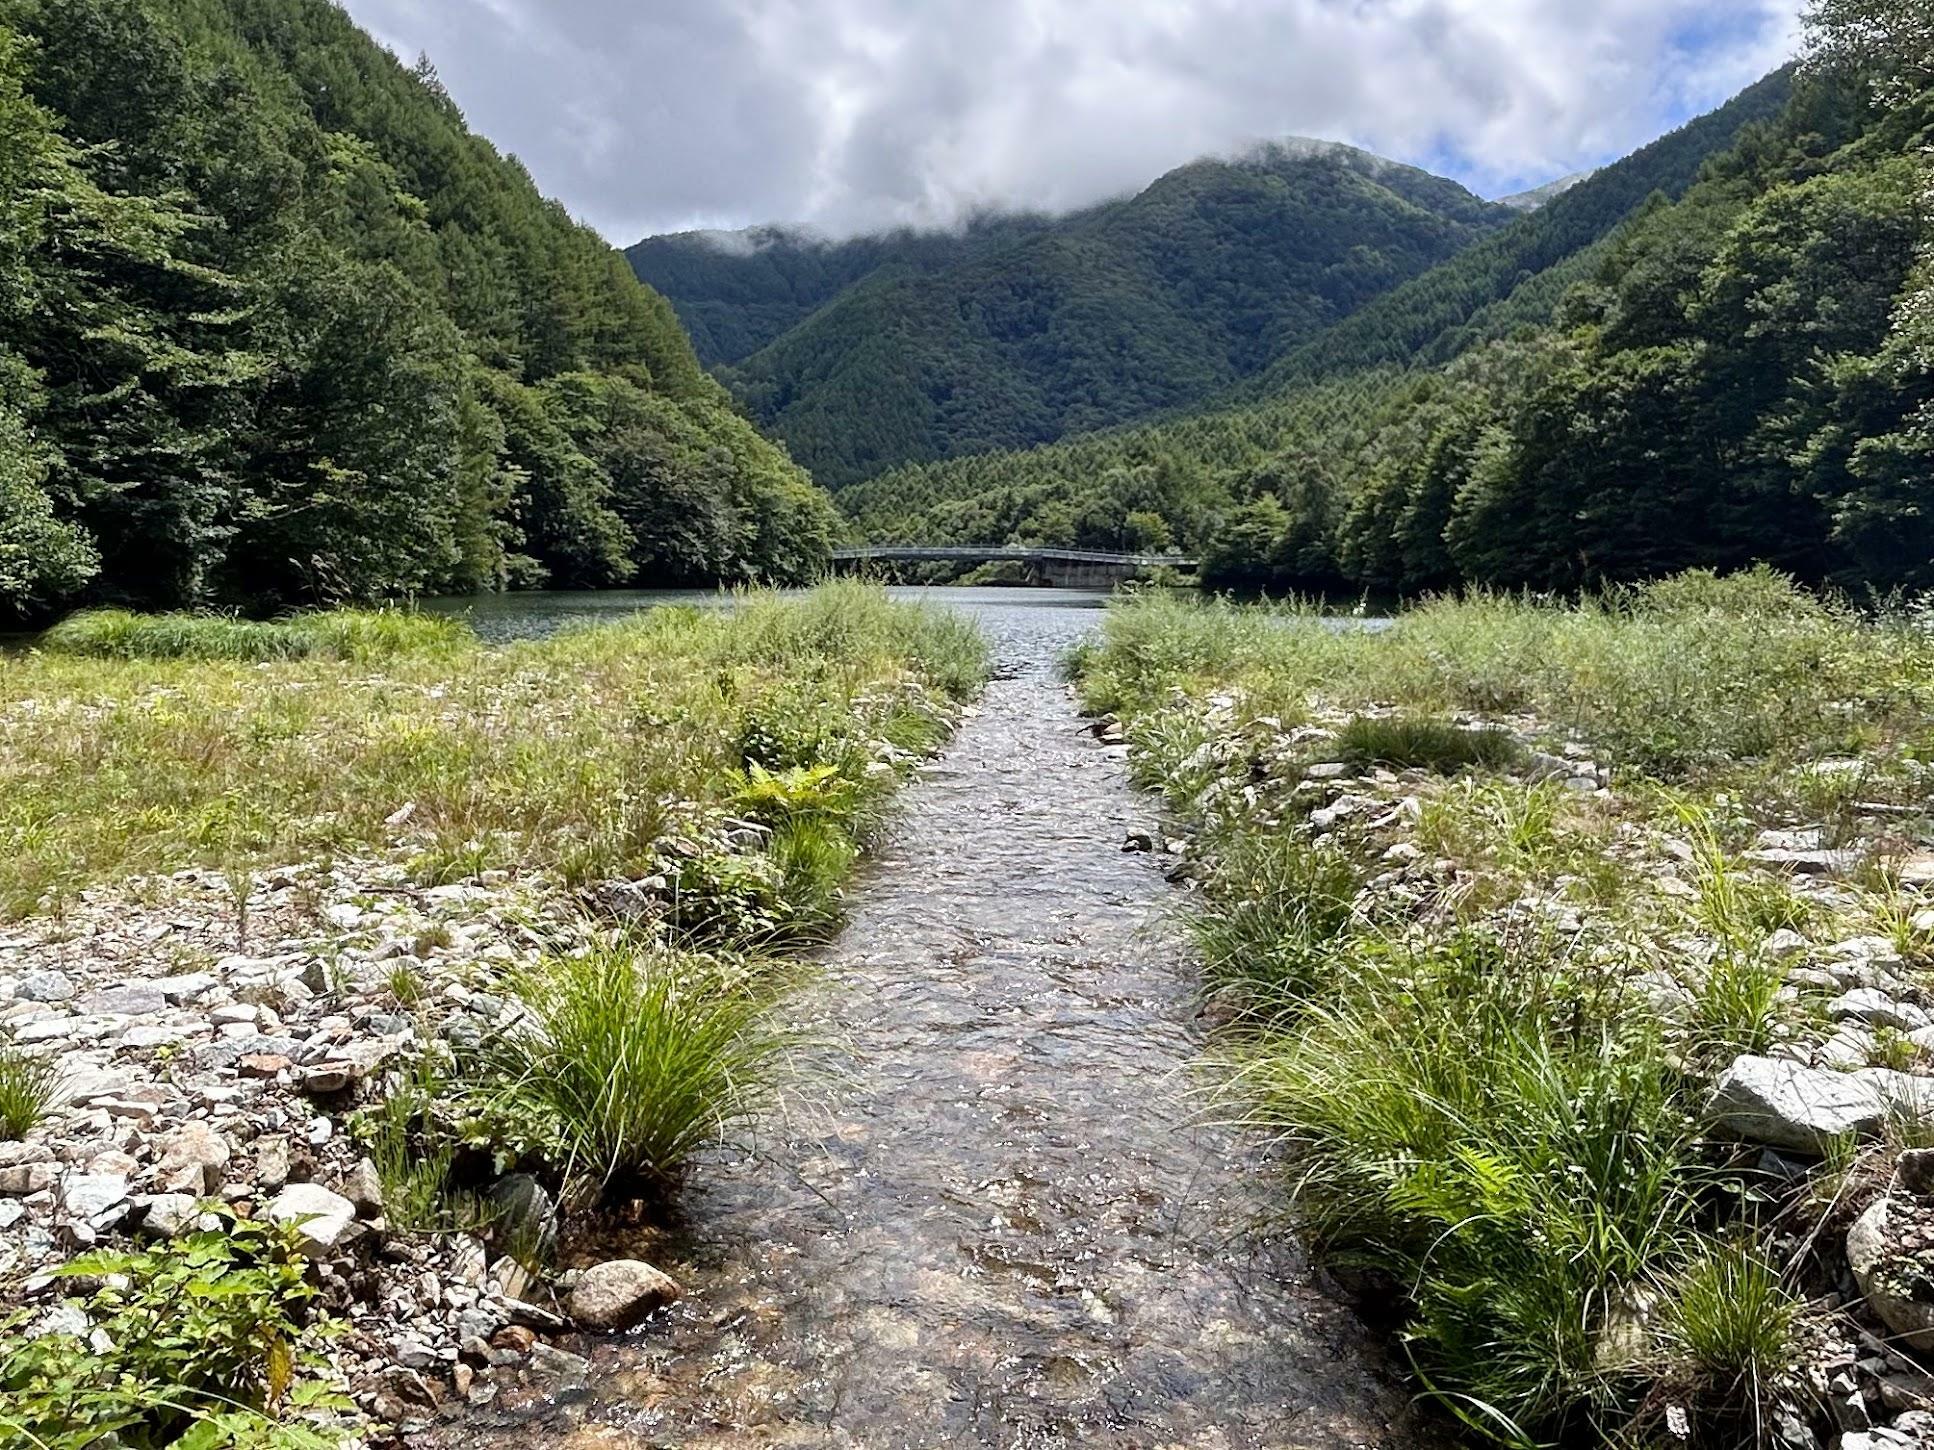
(338, 0, 1805, 244)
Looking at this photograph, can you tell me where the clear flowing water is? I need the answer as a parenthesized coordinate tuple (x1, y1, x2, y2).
(445, 589, 1419, 1449)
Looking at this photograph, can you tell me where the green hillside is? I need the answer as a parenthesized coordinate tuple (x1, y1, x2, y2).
(626, 213, 1056, 368)
(702, 143, 1516, 488)
(843, 61, 1934, 596)
(0, 0, 836, 620)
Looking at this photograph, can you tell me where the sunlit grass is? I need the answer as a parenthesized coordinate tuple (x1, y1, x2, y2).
(0, 584, 987, 918)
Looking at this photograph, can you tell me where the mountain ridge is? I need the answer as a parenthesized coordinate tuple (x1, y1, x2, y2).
(635, 142, 1517, 488)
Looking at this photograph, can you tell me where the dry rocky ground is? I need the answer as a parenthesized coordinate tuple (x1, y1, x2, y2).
(0, 856, 692, 1442)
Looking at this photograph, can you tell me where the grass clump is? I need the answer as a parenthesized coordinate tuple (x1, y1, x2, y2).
(0, 1037, 59, 1138)
(37, 606, 470, 663)
(1191, 834, 1358, 1014)
(1653, 1239, 1799, 1425)
(1241, 932, 1704, 1443)
(1331, 714, 1522, 773)
(482, 943, 791, 1199)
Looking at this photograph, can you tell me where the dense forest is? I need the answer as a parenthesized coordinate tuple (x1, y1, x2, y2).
(0, 0, 837, 622)
(848, 30, 1934, 597)
(661, 143, 1518, 488)
(627, 214, 1057, 369)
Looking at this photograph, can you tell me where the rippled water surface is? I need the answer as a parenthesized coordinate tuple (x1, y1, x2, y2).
(454, 589, 1418, 1449)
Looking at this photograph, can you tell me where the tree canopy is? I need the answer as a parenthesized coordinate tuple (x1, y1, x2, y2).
(0, 0, 836, 621)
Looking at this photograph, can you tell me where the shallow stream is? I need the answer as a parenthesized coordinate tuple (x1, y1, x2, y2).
(446, 589, 1417, 1448)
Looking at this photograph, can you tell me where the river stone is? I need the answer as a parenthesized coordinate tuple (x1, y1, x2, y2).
(1830, 988, 1932, 1033)
(58, 1171, 129, 1222)
(486, 1173, 557, 1257)
(155, 1122, 230, 1195)
(568, 1259, 683, 1331)
(78, 983, 169, 1016)
(135, 1192, 217, 1238)
(1706, 1056, 1905, 1152)
(267, 1182, 358, 1255)
(525, 1342, 589, 1398)
(1848, 1195, 1934, 1353)
(16, 970, 75, 1003)
(151, 972, 218, 1005)
(339, 1157, 384, 1216)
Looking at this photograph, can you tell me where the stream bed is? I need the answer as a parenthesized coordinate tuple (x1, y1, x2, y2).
(453, 590, 1418, 1448)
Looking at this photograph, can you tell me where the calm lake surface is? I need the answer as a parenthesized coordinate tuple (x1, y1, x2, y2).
(422, 584, 1118, 647)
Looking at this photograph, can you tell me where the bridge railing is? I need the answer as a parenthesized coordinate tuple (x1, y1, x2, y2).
(831, 545, 1196, 567)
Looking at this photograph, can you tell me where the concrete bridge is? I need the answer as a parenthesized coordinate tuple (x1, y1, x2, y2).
(831, 545, 1196, 590)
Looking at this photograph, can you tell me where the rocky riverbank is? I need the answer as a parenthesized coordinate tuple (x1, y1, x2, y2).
(1, 857, 705, 1436)
(1077, 577, 1934, 1448)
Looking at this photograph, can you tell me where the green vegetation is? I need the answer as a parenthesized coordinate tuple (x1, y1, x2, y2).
(0, 0, 836, 623)
(483, 944, 792, 1199)
(0, 1215, 345, 1449)
(705, 143, 1513, 487)
(1329, 715, 1522, 772)
(37, 607, 470, 663)
(0, 1035, 59, 1138)
(628, 214, 1056, 368)
(1078, 571, 1934, 1444)
(0, 585, 985, 919)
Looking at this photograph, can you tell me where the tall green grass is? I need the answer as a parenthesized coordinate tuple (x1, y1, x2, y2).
(37, 607, 471, 662)
(1082, 569, 1934, 775)
(484, 944, 793, 1198)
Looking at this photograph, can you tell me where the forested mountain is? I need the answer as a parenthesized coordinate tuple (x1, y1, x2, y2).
(848, 50, 1934, 596)
(0, 0, 836, 622)
(627, 214, 1056, 368)
(677, 143, 1517, 488)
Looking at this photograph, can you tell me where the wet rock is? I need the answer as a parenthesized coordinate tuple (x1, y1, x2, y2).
(1900, 1148, 1934, 1197)
(154, 1122, 230, 1195)
(267, 1182, 358, 1256)
(568, 1258, 683, 1331)
(525, 1342, 589, 1399)
(1121, 832, 1154, 853)
(486, 1174, 556, 1258)
(1848, 1196, 1934, 1354)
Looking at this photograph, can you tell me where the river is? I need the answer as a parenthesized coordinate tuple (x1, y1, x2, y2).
(437, 587, 1417, 1448)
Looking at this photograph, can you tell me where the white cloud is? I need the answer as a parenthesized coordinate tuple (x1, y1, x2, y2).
(336, 0, 1805, 242)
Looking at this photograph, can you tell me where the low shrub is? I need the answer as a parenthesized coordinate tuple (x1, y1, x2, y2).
(0, 1214, 346, 1448)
